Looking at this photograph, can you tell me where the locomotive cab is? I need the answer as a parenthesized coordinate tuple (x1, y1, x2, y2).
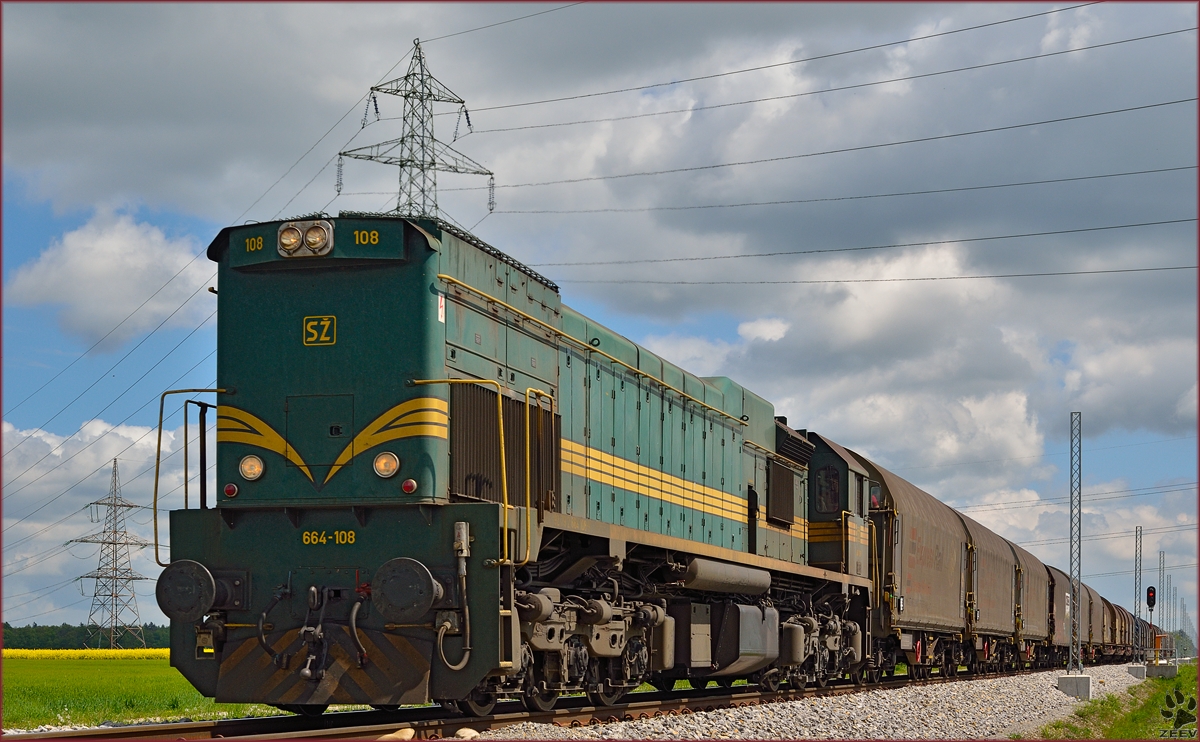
(804, 433, 872, 579)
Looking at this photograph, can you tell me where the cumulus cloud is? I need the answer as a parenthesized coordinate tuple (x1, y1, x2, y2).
(2, 417, 204, 626)
(5, 209, 214, 348)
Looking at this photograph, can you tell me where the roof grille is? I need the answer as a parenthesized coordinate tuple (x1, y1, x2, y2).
(775, 420, 815, 467)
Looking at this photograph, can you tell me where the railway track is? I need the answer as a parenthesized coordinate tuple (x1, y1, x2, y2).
(5, 667, 1042, 741)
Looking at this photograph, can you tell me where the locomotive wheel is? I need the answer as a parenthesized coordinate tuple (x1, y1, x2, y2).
(522, 687, 560, 713)
(850, 670, 864, 686)
(758, 672, 781, 693)
(813, 672, 827, 688)
(586, 684, 628, 707)
(457, 689, 497, 717)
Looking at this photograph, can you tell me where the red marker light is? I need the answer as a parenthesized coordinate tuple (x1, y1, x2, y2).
(224, 483, 238, 497)
(401, 479, 418, 494)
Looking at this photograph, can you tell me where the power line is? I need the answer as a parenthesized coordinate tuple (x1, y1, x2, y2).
(3, 311, 217, 496)
(3, 278, 215, 460)
(1018, 522, 1195, 547)
(896, 434, 1199, 472)
(559, 265, 1197, 286)
(437, 2, 1102, 116)
(5, 596, 91, 625)
(422, 2, 587, 44)
(534, 218, 1197, 267)
(1085, 563, 1197, 579)
(463, 27, 1197, 135)
(447, 97, 1197, 192)
(348, 165, 1198, 210)
(958, 483, 1197, 513)
(0, 363, 217, 535)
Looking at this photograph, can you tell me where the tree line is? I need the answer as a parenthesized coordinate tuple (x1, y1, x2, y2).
(2, 622, 170, 649)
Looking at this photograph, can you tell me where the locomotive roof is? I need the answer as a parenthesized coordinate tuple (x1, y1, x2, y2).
(205, 212, 560, 293)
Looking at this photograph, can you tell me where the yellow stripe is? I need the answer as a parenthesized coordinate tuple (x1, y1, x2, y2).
(563, 439, 809, 537)
(563, 445, 744, 521)
(217, 406, 314, 482)
(324, 399, 449, 484)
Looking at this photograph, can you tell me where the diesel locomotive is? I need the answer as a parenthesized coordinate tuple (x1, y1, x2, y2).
(153, 214, 1160, 716)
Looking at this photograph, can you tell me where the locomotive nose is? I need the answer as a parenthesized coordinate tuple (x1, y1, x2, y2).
(156, 559, 221, 622)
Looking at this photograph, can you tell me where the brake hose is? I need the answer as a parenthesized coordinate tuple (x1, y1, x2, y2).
(438, 568, 472, 671)
(350, 598, 369, 668)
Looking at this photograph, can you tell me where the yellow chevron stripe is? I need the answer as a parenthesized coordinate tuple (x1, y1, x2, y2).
(562, 439, 741, 512)
(217, 406, 314, 482)
(324, 398, 449, 484)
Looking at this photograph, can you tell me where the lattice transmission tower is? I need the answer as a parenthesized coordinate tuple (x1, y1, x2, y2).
(1068, 411, 1083, 674)
(71, 459, 151, 648)
(340, 39, 494, 220)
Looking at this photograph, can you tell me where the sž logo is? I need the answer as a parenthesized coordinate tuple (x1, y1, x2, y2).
(1160, 689, 1197, 738)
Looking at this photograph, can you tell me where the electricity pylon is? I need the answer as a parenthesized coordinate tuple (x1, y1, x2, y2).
(71, 459, 151, 648)
(340, 39, 494, 220)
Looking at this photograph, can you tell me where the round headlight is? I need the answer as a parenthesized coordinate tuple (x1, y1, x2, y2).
(279, 226, 302, 252)
(304, 225, 328, 249)
(373, 452, 400, 478)
(239, 455, 264, 481)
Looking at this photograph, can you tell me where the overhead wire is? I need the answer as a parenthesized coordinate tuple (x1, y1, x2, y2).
(445, 97, 1198, 192)
(433, 2, 1103, 116)
(0, 363, 217, 533)
(459, 27, 1196, 135)
(896, 434, 1200, 472)
(421, 2, 587, 44)
(957, 483, 1197, 513)
(3, 311, 217, 496)
(1085, 563, 1198, 579)
(3, 278, 215, 460)
(1018, 523, 1195, 547)
(493, 166, 1197, 215)
(559, 265, 1197, 286)
(534, 218, 1197, 267)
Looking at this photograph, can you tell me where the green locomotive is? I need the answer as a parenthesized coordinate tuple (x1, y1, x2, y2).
(154, 214, 875, 715)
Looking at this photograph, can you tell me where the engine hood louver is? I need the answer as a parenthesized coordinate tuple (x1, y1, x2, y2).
(775, 420, 815, 467)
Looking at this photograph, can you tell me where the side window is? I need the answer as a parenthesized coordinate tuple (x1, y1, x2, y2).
(815, 465, 840, 514)
(869, 482, 881, 509)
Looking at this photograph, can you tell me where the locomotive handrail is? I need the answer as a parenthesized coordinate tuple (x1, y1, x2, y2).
(521, 388, 554, 567)
(436, 274, 747, 428)
(410, 378, 512, 564)
(152, 388, 227, 567)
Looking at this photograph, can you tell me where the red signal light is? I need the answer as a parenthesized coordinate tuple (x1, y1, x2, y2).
(1147, 586, 1156, 609)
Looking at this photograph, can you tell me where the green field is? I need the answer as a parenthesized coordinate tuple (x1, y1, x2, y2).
(0, 658, 289, 729)
(1038, 664, 1198, 739)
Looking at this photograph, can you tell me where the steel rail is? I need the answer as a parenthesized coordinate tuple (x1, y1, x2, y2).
(4, 664, 1066, 741)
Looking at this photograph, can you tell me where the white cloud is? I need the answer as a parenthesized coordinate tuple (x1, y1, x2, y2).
(737, 317, 790, 342)
(5, 209, 214, 348)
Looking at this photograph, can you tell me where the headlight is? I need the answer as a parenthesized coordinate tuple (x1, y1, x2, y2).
(374, 452, 399, 478)
(305, 225, 328, 250)
(239, 455, 264, 481)
(279, 226, 302, 252)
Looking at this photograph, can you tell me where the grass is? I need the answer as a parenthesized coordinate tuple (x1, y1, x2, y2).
(1038, 664, 1197, 739)
(2, 658, 295, 729)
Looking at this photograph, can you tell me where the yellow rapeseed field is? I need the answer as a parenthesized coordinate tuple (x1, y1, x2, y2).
(4, 648, 170, 660)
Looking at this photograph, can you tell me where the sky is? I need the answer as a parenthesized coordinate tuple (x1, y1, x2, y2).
(2, 2, 1196, 635)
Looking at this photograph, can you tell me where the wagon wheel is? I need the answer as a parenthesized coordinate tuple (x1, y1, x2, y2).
(586, 682, 628, 707)
(686, 677, 709, 690)
(813, 671, 828, 688)
(758, 672, 781, 693)
(850, 670, 865, 686)
(522, 686, 560, 713)
(714, 676, 736, 690)
(457, 688, 497, 717)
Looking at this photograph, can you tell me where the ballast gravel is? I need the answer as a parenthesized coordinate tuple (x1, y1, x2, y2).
(480, 663, 1145, 740)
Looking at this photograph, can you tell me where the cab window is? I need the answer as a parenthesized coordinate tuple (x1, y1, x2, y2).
(815, 465, 840, 513)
